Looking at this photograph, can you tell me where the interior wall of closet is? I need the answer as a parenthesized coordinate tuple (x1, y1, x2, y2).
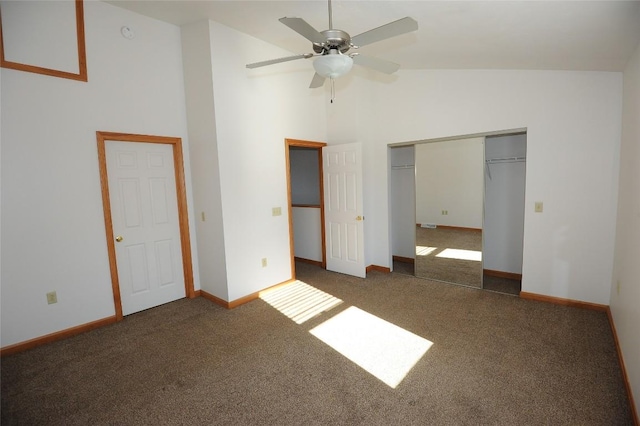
(483, 134, 527, 278)
(390, 146, 416, 264)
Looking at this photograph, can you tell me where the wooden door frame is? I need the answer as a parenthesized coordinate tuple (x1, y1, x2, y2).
(97, 131, 195, 321)
(285, 139, 327, 279)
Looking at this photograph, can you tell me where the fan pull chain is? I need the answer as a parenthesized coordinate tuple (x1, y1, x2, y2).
(330, 78, 335, 103)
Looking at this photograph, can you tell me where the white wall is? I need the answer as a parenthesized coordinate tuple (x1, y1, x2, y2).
(611, 41, 640, 416)
(0, 1, 199, 347)
(483, 134, 527, 274)
(207, 21, 326, 301)
(328, 69, 622, 305)
(181, 21, 228, 300)
(415, 138, 485, 229)
(389, 146, 415, 260)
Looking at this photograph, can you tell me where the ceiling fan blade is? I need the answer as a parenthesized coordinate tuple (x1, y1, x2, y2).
(246, 53, 313, 69)
(309, 73, 326, 88)
(351, 17, 418, 47)
(352, 54, 400, 74)
(279, 17, 326, 45)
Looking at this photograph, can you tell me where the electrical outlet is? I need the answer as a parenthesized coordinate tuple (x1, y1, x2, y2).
(535, 202, 543, 213)
(441, 210, 448, 215)
(201, 211, 206, 221)
(617, 280, 621, 295)
(261, 258, 268, 267)
(46, 291, 58, 305)
(272, 207, 282, 216)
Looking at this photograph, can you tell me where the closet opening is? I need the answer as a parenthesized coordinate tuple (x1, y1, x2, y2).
(482, 133, 527, 295)
(285, 139, 327, 279)
(389, 128, 527, 296)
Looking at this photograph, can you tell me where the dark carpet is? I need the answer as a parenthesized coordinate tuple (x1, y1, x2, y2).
(1, 262, 633, 425)
(483, 274, 522, 296)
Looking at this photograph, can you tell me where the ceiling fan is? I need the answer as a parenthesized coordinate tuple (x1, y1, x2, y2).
(246, 0, 418, 89)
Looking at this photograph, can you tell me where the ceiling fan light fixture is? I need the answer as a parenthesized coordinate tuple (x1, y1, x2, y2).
(313, 53, 353, 79)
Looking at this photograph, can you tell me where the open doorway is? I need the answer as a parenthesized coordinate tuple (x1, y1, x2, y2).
(285, 139, 327, 279)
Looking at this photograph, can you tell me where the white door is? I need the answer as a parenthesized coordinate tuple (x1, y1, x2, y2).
(106, 141, 186, 315)
(323, 143, 366, 278)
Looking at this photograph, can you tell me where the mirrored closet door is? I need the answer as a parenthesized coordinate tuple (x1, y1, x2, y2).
(414, 138, 485, 288)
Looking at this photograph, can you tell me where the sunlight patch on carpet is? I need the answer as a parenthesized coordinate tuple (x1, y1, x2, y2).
(435, 248, 482, 261)
(260, 280, 343, 324)
(416, 245, 438, 256)
(309, 306, 433, 388)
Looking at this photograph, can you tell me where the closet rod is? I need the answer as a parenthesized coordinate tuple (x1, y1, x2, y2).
(485, 156, 526, 164)
(391, 164, 415, 170)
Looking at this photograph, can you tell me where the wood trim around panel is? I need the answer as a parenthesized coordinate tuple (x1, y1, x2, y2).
(417, 224, 482, 232)
(285, 141, 295, 280)
(0, 0, 88, 82)
(292, 204, 321, 208)
(171, 140, 196, 299)
(285, 138, 328, 279)
(607, 308, 639, 426)
(96, 131, 195, 321)
(200, 278, 296, 309)
(366, 265, 391, 274)
(0, 316, 117, 357)
(393, 255, 415, 264)
(200, 290, 230, 309)
(519, 292, 608, 312)
(483, 269, 522, 280)
(294, 257, 323, 267)
(317, 147, 327, 269)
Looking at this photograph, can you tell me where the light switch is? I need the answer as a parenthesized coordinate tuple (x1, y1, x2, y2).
(272, 207, 282, 216)
(535, 202, 543, 213)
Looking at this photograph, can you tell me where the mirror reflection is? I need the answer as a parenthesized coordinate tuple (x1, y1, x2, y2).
(414, 138, 485, 288)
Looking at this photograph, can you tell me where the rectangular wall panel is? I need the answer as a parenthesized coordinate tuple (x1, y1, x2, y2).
(327, 173, 340, 212)
(149, 178, 169, 225)
(345, 172, 357, 212)
(347, 223, 358, 262)
(155, 240, 175, 286)
(126, 244, 150, 294)
(329, 222, 341, 259)
(120, 179, 142, 228)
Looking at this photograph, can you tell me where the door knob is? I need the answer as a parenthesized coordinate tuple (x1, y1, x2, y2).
(356, 216, 363, 221)
(115, 236, 123, 242)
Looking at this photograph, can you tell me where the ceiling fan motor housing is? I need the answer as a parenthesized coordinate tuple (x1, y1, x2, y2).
(313, 29, 352, 54)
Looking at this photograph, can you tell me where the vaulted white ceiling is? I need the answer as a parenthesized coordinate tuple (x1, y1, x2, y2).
(107, 0, 640, 72)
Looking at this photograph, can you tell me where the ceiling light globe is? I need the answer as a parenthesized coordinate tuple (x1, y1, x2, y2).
(313, 54, 353, 79)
